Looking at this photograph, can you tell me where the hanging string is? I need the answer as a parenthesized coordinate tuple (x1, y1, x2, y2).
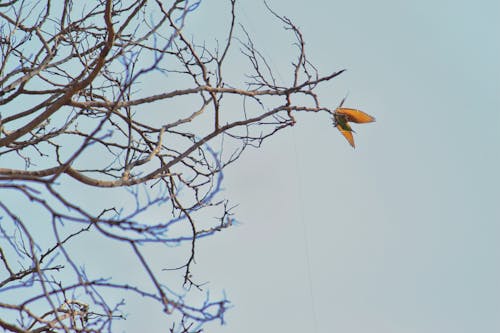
(291, 127, 320, 333)
(238, 3, 319, 332)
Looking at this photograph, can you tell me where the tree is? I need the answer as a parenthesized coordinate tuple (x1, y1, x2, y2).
(0, 1, 345, 332)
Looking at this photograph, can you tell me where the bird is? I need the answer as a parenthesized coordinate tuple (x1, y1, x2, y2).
(333, 98, 375, 148)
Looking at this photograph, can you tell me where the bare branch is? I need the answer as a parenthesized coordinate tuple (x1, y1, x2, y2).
(0, 1, 347, 331)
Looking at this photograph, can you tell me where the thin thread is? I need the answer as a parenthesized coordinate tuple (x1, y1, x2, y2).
(239, 4, 320, 331)
(291, 127, 319, 333)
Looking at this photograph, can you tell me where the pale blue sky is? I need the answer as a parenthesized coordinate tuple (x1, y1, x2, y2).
(183, 1, 500, 332)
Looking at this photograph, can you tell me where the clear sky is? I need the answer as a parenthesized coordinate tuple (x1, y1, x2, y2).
(181, 1, 500, 332)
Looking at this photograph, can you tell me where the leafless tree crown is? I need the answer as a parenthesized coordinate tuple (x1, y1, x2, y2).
(0, 0, 344, 332)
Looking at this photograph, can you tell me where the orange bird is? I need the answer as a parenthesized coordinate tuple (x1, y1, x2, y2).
(333, 99, 375, 148)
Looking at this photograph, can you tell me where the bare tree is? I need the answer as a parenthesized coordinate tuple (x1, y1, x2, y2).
(0, 1, 345, 332)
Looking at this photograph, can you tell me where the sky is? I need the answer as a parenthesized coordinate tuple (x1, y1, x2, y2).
(1, 1, 499, 332)
(184, 1, 500, 332)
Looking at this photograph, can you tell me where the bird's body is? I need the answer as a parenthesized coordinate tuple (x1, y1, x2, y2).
(333, 107, 375, 148)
